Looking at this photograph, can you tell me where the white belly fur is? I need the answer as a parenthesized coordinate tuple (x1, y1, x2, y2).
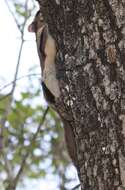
(43, 64, 60, 98)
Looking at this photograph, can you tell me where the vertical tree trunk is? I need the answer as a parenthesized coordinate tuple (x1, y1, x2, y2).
(37, 0, 125, 189)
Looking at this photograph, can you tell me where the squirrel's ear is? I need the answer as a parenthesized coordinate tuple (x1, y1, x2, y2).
(28, 23, 35, 32)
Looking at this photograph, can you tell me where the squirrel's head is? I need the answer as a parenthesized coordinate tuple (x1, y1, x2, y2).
(28, 11, 44, 33)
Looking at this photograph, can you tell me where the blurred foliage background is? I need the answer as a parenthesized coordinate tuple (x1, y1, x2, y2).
(0, 0, 78, 190)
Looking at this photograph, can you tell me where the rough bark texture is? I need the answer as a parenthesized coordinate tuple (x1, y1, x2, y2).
(36, 0, 125, 189)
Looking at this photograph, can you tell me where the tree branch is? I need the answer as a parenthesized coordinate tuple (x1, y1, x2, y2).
(12, 106, 49, 189)
(0, 1, 36, 187)
(4, 0, 21, 31)
(0, 73, 40, 93)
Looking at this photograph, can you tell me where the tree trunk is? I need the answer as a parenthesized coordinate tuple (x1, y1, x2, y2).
(37, 0, 125, 189)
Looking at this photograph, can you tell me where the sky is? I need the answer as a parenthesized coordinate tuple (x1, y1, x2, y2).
(0, 0, 40, 96)
(0, 0, 79, 189)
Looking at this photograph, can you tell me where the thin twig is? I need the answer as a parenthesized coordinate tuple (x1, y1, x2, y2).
(10, 0, 33, 97)
(1, 2, 34, 187)
(0, 39, 24, 144)
(0, 93, 11, 101)
(13, 106, 49, 188)
(4, 0, 21, 30)
(11, 40, 24, 96)
(0, 0, 33, 128)
(4, 0, 31, 97)
(0, 73, 40, 92)
(2, 154, 14, 181)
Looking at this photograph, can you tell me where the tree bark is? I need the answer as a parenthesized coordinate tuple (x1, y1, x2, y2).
(36, 0, 125, 189)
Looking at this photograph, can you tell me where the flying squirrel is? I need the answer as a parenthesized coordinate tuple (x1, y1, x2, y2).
(28, 11, 78, 168)
(28, 11, 60, 104)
